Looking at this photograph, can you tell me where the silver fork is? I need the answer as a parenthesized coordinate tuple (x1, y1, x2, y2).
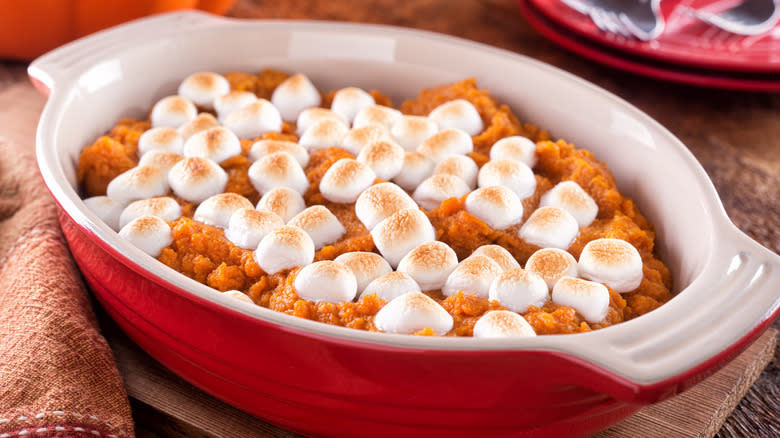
(561, 0, 666, 41)
(681, 0, 780, 35)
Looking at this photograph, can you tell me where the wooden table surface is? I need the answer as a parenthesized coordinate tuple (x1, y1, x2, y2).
(1, 0, 777, 436)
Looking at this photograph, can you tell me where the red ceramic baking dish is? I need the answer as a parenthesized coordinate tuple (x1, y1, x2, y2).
(30, 11, 780, 438)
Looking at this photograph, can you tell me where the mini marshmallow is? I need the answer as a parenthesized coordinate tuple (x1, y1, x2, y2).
(177, 72, 230, 109)
(287, 205, 346, 250)
(138, 127, 184, 155)
(183, 126, 242, 163)
(119, 197, 182, 229)
(397, 241, 458, 291)
(253, 225, 315, 274)
(478, 159, 536, 200)
(355, 182, 418, 230)
(374, 291, 453, 335)
(249, 139, 309, 168)
(371, 208, 436, 268)
(177, 113, 220, 141)
(552, 277, 610, 323)
(248, 152, 309, 195)
(356, 139, 405, 180)
(539, 181, 599, 227)
(353, 105, 402, 131)
(473, 310, 536, 338)
(392, 151, 434, 191)
(490, 136, 537, 167)
(341, 124, 392, 156)
(319, 158, 376, 204)
(296, 108, 347, 136)
(464, 186, 524, 230)
(168, 157, 228, 203)
(256, 187, 306, 223)
(294, 260, 357, 303)
(222, 289, 254, 304)
(150, 95, 197, 128)
(106, 165, 169, 203)
(83, 196, 125, 231)
(334, 251, 393, 294)
(330, 87, 375, 124)
(470, 245, 521, 272)
(427, 99, 484, 136)
(137, 151, 184, 173)
(416, 128, 473, 164)
(298, 118, 349, 152)
(518, 206, 580, 250)
(488, 268, 548, 313)
(434, 155, 478, 189)
(360, 271, 421, 302)
(525, 248, 578, 290)
(214, 90, 258, 122)
(118, 215, 172, 257)
(271, 73, 322, 122)
(193, 193, 253, 229)
(442, 255, 503, 299)
(225, 208, 285, 250)
(578, 238, 643, 293)
(391, 115, 439, 151)
(412, 174, 470, 211)
(223, 99, 283, 139)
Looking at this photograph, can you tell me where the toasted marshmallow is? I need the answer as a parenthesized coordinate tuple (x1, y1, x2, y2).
(319, 158, 376, 204)
(360, 272, 421, 302)
(177, 72, 230, 109)
(296, 108, 347, 136)
(442, 255, 503, 299)
(488, 269, 548, 313)
(193, 193, 253, 229)
(374, 291, 453, 335)
(118, 215, 172, 257)
(223, 99, 283, 139)
(256, 187, 306, 223)
(434, 155, 478, 189)
(294, 260, 357, 303)
(138, 127, 184, 156)
(119, 197, 182, 229)
(525, 248, 578, 289)
(330, 87, 375, 124)
(225, 208, 285, 249)
(248, 152, 309, 195)
(473, 310, 536, 338)
(182, 126, 241, 163)
(271, 73, 322, 122)
(334, 251, 393, 294)
(298, 118, 349, 152)
(341, 124, 392, 156)
(371, 208, 436, 268)
(490, 136, 537, 167)
(464, 186, 524, 230)
(393, 151, 434, 191)
(253, 225, 315, 274)
(539, 181, 599, 227)
(177, 113, 220, 141)
(356, 139, 405, 180)
(168, 157, 228, 203)
(412, 174, 470, 211)
(478, 159, 536, 200)
(416, 128, 473, 163)
(353, 105, 402, 131)
(391, 115, 439, 151)
(397, 241, 458, 291)
(470, 245, 521, 272)
(222, 289, 254, 304)
(150, 95, 197, 128)
(287, 205, 346, 250)
(249, 140, 309, 168)
(427, 99, 484, 136)
(355, 182, 418, 230)
(518, 206, 579, 250)
(214, 91, 258, 122)
(578, 238, 643, 293)
(106, 165, 169, 203)
(138, 151, 184, 173)
(84, 196, 125, 231)
(552, 277, 610, 323)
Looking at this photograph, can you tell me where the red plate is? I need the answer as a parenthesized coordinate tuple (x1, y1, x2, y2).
(529, 0, 780, 73)
(519, 0, 780, 91)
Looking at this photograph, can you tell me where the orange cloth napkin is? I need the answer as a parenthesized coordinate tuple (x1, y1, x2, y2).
(0, 83, 134, 438)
